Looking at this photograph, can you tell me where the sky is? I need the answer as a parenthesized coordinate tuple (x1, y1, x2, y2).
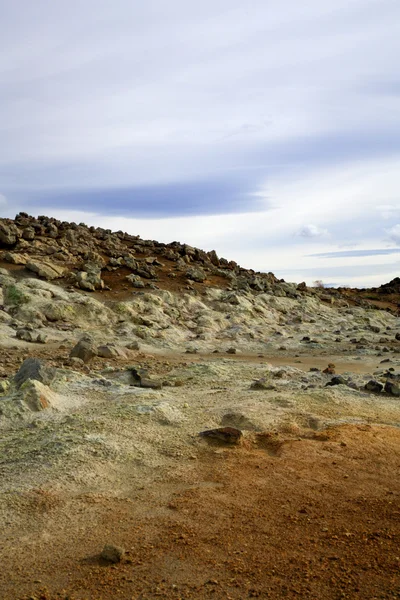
(1, 0, 400, 287)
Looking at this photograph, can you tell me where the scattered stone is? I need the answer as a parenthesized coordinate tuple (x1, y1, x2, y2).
(26, 260, 66, 280)
(325, 376, 347, 387)
(125, 341, 140, 350)
(20, 380, 57, 411)
(100, 544, 125, 563)
(384, 380, 400, 397)
(226, 347, 237, 354)
(250, 378, 275, 390)
(3, 252, 27, 265)
(186, 266, 206, 283)
(97, 344, 127, 359)
(153, 402, 184, 425)
(365, 380, 383, 393)
(70, 337, 97, 363)
(199, 427, 243, 444)
(15, 329, 48, 344)
(14, 358, 56, 389)
(129, 367, 162, 389)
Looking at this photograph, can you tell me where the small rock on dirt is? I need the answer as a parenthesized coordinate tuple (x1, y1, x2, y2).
(100, 544, 125, 563)
(199, 427, 243, 444)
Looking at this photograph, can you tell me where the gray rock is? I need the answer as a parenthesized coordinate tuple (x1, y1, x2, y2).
(365, 380, 383, 393)
(186, 266, 206, 283)
(384, 380, 400, 396)
(97, 344, 127, 359)
(26, 260, 66, 280)
(70, 338, 97, 363)
(14, 358, 56, 389)
(22, 227, 35, 241)
(20, 380, 56, 411)
(100, 544, 125, 563)
(0, 221, 19, 245)
(250, 378, 274, 390)
(125, 341, 140, 350)
(325, 376, 347, 387)
(3, 252, 27, 265)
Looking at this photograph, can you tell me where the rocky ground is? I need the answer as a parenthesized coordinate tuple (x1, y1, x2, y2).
(0, 214, 399, 599)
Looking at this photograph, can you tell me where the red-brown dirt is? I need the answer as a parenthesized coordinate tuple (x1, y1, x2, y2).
(2, 424, 399, 600)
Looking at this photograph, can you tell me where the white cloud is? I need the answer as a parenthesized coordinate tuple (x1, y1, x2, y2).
(1, 1, 400, 287)
(296, 224, 328, 238)
(387, 224, 400, 245)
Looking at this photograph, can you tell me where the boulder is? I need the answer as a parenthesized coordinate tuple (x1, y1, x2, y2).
(26, 260, 66, 280)
(325, 376, 347, 387)
(15, 327, 47, 343)
(365, 380, 383, 393)
(384, 380, 400, 397)
(100, 544, 125, 563)
(75, 264, 104, 291)
(199, 427, 243, 445)
(70, 338, 97, 363)
(20, 380, 56, 411)
(0, 221, 19, 245)
(250, 378, 274, 390)
(186, 266, 206, 283)
(129, 367, 162, 389)
(126, 274, 145, 288)
(22, 227, 35, 241)
(14, 358, 56, 389)
(3, 252, 27, 265)
(97, 344, 127, 359)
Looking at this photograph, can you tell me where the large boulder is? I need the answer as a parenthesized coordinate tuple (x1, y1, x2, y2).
(14, 358, 56, 389)
(0, 221, 19, 245)
(20, 380, 57, 411)
(384, 380, 400, 397)
(26, 260, 66, 280)
(186, 266, 206, 283)
(75, 262, 104, 291)
(97, 344, 127, 359)
(3, 252, 27, 265)
(70, 337, 97, 363)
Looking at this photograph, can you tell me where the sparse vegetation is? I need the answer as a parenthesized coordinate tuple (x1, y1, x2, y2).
(4, 284, 30, 306)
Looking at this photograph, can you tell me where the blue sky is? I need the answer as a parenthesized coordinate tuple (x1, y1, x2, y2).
(1, 0, 400, 286)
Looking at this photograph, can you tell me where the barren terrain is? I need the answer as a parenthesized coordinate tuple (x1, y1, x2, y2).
(0, 214, 399, 599)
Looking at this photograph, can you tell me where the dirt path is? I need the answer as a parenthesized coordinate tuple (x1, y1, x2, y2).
(1, 424, 399, 600)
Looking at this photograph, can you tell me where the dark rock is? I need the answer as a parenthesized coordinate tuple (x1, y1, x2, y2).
(384, 380, 400, 396)
(250, 378, 274, 390)
(14, 358, 56, 389)
(226, 347, 237, 354)
(365, 380, 383, 393)
(70, 338, 97, 363)
(0, 221, 19, 245)
(129, 367, 162, 389)
(199, 427, 243, 444)
(325, 376, 347, 387)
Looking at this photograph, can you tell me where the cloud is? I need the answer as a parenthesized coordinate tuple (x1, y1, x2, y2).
(387, 224, 400, 245)
(309, 248, 400, 258)
(1, 1, 400, 285)
(296, 224, 328, 238)
(23, 178, 268, 218)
